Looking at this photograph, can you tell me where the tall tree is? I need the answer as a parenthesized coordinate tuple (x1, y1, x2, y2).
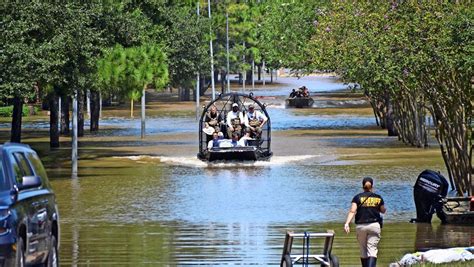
(308, 2, 473, 195)
(97, 44, 169, 138)
(0, 3, 42, 143)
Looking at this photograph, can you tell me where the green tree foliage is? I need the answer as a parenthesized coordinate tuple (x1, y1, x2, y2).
(97, 44, 168, 117)
(161, 4, 209, 89)
(98, 44, 168, 92)
(117, 1, 209, 95)
(256, 0, 321, 71)
(0, 3, 39, 101)
(309, 2, 473, 195)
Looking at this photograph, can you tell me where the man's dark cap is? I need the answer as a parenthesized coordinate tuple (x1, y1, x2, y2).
(362, 177, 373, 186)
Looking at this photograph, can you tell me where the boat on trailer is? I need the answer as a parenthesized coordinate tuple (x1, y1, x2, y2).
(197, 92, 272, 162)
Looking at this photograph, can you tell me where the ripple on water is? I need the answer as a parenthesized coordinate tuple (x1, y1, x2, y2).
(115, 155, 319, 168)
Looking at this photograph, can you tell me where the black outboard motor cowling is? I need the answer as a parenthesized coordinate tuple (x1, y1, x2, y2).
(413, 170, 449, 223)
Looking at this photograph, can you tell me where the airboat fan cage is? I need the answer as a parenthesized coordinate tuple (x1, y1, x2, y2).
(197, 92, 272, 161)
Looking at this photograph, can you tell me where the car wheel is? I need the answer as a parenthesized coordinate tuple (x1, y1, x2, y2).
(47, 235, 59, 267)
(15, 236, 25, 267)
(281, 254, 292, 267)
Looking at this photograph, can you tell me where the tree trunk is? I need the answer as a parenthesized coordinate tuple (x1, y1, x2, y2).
(78, 89, 85, 137)
(221, 70, 226, 93)
(90, 90, 100, 132)
(49, 93, 60, 148)
(10, 96, 23, 143)
(247, 69, 253, 86)
(60, 96, 70, 135)
(213, 70, 219, 89)
(200, 74, 205, 96)
(423, 69, 471, 195)
(257, 64, 261, 80)
(385, 94, 398, 136)
(179, 87, 191, 101)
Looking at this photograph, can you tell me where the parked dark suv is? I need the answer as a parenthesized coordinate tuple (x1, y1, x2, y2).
(0, 143, 59, 266)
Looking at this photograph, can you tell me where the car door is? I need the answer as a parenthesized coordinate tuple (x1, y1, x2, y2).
(25, 151, 56, 256)
(9, 151, 49, 262)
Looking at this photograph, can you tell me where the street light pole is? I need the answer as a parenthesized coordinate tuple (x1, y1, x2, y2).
(226, 12, 230, 93)
(196, 1, 200, 120)
(72, 90, 78, 177)
(208, 0, 216, 100)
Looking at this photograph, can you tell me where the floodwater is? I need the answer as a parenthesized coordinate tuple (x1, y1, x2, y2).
(28, 75, 473, 266)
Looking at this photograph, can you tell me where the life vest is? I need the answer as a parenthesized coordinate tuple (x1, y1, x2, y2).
(248, 112, 261, 127)
(207, 112, 219, 126)
(231, 118, 241, 127)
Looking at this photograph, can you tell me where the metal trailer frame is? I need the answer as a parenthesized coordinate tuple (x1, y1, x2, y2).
(280, 230, 338, 267)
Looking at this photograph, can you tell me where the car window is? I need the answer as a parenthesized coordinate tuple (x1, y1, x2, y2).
(10, 154, 23, 184)
(26, 152, 49, 183)
(12, 152, 34, 183)
(0, 162, 8, 191)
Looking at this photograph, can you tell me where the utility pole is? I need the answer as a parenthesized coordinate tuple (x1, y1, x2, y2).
(242, 41, 246, 93)
(208, 0, 216, 100)
(99, 90, 102, 118)
(252, 60, 255, 90)
(58, 97, 62, 130)
(72, 90, 78, 177)
(196, 1, 200, 120)
(226, 12, 230, 93)
(86, 89, 91, 119)
(141, 87, 145, 139)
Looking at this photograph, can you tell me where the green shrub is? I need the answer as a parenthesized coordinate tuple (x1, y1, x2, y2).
(0, 106, 38, 117)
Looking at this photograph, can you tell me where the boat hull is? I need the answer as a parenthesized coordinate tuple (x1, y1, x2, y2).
(198, 147, 272, 162)
(442, 197, 474, 224)
(286, 97, 314, 108)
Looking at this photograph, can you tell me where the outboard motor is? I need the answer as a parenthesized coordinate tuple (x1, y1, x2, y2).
(412, 170, 449, 223)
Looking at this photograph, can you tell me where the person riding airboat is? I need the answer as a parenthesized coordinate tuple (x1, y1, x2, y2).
(198, 92, 272, 162)
(286, 86, 314, 108)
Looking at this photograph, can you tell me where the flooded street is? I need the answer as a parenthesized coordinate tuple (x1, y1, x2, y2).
(10, 76, 472, 266)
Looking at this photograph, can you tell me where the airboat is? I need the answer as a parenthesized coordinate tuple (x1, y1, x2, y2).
(197, 92, 272, 162)
(285, 97, 314, 108)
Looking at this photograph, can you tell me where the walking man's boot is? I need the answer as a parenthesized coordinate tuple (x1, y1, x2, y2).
(367, 257, 377, 267)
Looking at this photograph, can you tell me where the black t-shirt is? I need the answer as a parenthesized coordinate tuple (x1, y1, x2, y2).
(352, 191, 384, 224)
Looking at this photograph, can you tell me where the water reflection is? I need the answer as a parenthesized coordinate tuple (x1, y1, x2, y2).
(415, 223, 473, 251)
(49, 154, 473, 266)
